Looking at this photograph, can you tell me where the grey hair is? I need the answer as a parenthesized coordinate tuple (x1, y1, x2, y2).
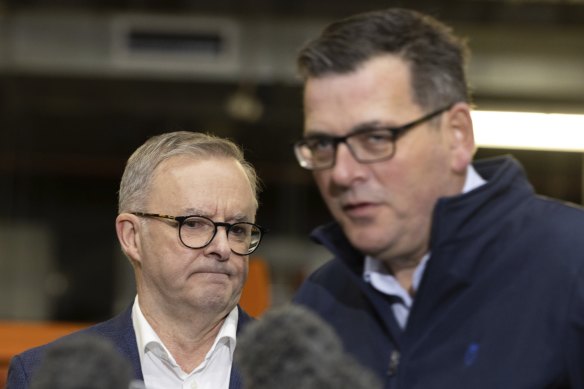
(118, 131, 259, 213)
(297, 8, 471, 110)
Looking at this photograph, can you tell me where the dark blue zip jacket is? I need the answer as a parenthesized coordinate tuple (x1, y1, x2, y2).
(294, 156, 584, 389)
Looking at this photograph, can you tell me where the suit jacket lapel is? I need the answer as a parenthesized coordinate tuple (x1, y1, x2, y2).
(91, 305, 143, 380)
(229, 306, 254, 389)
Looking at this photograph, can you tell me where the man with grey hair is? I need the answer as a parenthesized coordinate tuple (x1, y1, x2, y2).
(292, 8, 584, 388)
(8, 131, 266, 389)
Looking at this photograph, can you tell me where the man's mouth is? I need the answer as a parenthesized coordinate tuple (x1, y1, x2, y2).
(343, 202, 378, 216)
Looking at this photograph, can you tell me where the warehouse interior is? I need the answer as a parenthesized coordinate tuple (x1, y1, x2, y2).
(0, 0, 583, 323)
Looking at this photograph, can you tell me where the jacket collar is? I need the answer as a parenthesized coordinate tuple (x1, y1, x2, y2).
(430, 155, 533, 250)
(101, 304, 253, 389)
(309, 156, 534, 341)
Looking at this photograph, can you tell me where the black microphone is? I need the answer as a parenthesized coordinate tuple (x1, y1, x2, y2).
(30, 333, 137, 389)
(235, 304, 382, 389)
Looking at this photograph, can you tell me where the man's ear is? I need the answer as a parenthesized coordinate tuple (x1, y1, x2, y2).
(115, 213, 142, 265)
(445, 102, 476, 174)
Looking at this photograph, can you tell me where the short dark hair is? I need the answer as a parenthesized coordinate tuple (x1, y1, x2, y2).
(297, 8, 471, 110)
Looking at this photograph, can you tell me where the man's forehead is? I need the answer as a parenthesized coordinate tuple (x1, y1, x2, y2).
(148, 157, 255, 209)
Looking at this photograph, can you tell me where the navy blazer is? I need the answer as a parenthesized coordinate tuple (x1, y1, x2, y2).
(6, 305, 253, 389)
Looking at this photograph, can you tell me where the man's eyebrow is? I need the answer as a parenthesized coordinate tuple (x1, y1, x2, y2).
(182, 209, 252, 223)
(303, 129, 333, 138)
(351, 120, 392, 132)
(232, 214, 251, 223)
(183, 208, 206, 216)
(304, 120, 389, 137)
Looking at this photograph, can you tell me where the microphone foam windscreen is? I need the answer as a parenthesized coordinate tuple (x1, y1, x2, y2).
(235, 304, 382, 389)
(30, 333, 133, 389)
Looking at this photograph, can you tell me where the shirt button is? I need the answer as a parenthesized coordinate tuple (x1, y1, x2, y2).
(190, 382, 198, 389)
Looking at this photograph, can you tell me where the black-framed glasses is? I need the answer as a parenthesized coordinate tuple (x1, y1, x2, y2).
(294, 104, 453, 170)
(131, 212, 266, 256)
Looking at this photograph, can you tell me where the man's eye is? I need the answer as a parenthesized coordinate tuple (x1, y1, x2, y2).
(183, 219, 210, 229)
(230, 224, 250, 237)
(306, 137, 334, 151)
(361, 130, 393, 143)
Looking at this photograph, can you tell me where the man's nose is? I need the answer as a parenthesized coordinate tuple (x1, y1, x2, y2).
(329, 142, 367, 185)
(206, 227, 232, 260)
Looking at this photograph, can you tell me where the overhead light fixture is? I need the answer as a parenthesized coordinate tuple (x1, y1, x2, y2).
(225, 84, 264, 123)
(472, 111, 584, 152)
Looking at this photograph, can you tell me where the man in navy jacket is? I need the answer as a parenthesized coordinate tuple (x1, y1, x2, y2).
(8, 131, 265, 389)
(292, 8, 584, 388)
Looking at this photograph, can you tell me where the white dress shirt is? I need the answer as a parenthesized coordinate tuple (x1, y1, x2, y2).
(131, 296, 238, 389)
(364, 165, 486, 329)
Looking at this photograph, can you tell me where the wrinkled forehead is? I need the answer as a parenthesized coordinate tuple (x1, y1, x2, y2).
(149, 155, 258, 213)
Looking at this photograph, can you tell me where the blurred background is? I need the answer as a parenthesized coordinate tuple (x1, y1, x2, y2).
(0, 0, 583, 323)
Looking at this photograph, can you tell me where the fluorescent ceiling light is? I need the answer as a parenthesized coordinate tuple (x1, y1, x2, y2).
(472, 111, 584, 152)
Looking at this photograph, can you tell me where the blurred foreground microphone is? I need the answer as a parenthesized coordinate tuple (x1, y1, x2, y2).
(30, 333, 138, 389)
(235, 304, 382, 389)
